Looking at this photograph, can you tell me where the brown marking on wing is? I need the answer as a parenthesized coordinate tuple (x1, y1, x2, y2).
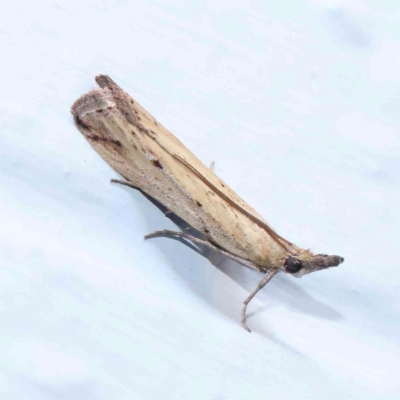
(95, 106, 113, 113)
(74, 115, 92, 131)
(151, 159, 163, 170)
(86, 134, 122, 148)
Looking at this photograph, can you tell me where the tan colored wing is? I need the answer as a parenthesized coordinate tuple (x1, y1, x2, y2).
(71, 75, 293, 268)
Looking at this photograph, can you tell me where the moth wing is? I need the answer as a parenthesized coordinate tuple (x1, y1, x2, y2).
(71, 75, 289, 267)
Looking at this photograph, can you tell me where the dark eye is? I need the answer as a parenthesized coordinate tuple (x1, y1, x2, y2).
(284, 256, 302, 273)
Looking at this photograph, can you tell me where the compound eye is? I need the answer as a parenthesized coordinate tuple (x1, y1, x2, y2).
(284, 256, 302, 274)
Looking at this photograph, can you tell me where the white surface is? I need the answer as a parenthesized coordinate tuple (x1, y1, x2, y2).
(1, 1, 399, 399)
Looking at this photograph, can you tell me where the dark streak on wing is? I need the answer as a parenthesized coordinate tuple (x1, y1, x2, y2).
(172, 154, 292, 251)
(74, 115, 92, 131)
(86, 134, 122, 148)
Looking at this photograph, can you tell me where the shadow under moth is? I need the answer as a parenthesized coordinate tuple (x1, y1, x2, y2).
(71, 75, 344, 332)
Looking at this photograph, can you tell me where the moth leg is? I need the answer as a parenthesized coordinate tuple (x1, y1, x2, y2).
(111, 178, 138, 190)
(241, 269, 278, 333)
(145, 229, 265, 273)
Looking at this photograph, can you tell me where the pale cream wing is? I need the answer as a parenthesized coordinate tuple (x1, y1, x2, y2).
(71, 75, 292, 268)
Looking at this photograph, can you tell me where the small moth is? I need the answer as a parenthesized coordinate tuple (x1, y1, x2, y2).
(71, 75, 344, 332)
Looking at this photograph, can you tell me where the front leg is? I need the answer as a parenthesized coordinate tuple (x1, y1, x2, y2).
(241, 269, 278, 333)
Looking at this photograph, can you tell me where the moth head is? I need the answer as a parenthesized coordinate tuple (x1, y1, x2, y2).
(283, 253, 344, 277)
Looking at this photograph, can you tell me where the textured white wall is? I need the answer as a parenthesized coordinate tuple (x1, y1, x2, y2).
(1, 1, 399, 399)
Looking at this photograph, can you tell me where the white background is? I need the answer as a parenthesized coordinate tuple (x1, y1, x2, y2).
(1, 1, 399, 399)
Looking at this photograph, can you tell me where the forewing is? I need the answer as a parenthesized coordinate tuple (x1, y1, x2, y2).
(71, 75, 290, 267)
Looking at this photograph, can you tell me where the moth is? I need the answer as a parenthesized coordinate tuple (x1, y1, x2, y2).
(71, 75, 344, 332)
